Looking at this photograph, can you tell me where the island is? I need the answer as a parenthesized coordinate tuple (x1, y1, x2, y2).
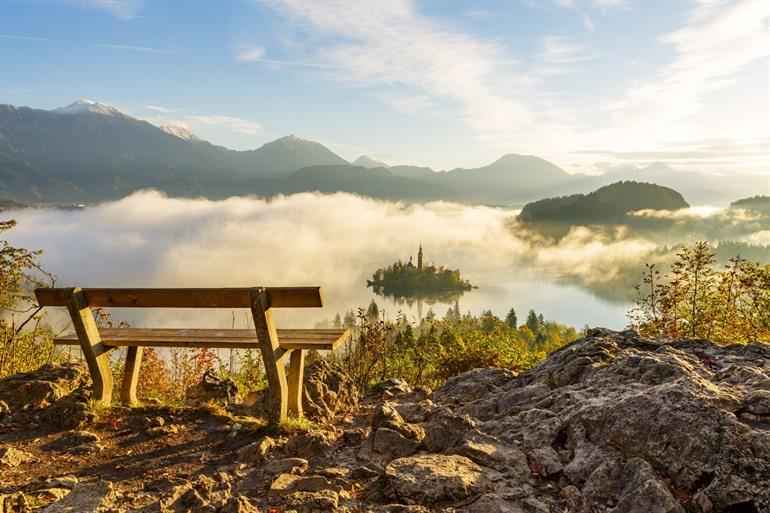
(367, 245, 474, 303)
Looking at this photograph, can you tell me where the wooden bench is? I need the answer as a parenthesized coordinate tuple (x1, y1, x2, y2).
(35, 287, 349, 423)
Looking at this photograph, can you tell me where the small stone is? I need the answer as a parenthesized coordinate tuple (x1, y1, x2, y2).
(69, 443, 103, 455)
(46, 430, 100, 451)
(41, 476, 79, 489)
(219, 495, 260, 513)
(0, 446, 34, 468)
(264, 457, 309, 475)
(372, 427, 420, 460)
(39, 481, 117, 513)
(237, 436, 277, 464)
(283, 490, 339, 513)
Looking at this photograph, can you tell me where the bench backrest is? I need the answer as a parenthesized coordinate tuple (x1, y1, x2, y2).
(35, 287, 323, 309)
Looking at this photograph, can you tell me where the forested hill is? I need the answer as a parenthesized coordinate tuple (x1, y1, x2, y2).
(518, 181, 689, 224)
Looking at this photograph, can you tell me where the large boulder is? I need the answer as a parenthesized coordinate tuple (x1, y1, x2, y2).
(380, 454, 494, 504)
(435, 329, 770, 513)
(0, 363, 88, 412)
(302, 358, 359, 422)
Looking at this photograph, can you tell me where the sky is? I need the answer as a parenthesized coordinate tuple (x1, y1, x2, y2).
(1, 0, 768, 175)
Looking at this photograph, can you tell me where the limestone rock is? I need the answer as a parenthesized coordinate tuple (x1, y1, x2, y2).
(264, 457, 309, 475)
(218, 495, 259, 513)
(302, 358, 358, 422)
(40, 481, 117, 513)
(383, 454, 492, 504)
(45, 431, 100, 452)
(42, 388, 94, 428)
(285, 430, 336, 459)
(449, 432, 530, 479)
(0, 363, 88, 412)
(236, 436, 277, 464)
(283, 490, 339, 513)
(0, 492, 30, 513)
(372, 427, 420, 460)
(186, 369, 239, 405)
(0, 446, 34, 468)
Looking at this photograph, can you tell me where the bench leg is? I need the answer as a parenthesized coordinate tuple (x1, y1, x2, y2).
(121, 346, 143, 406)
(64, 287, 114, 405)
(250, 288, 288, 424)
(287, 349, 305, 418)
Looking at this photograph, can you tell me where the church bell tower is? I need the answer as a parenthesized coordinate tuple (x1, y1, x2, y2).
(417, 244, 423, 271)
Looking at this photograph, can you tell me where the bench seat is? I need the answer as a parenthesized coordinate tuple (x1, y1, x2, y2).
(53, 328, 349, 351)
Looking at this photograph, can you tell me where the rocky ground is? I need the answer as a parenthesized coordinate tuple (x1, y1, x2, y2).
(1, 329, 769, 513)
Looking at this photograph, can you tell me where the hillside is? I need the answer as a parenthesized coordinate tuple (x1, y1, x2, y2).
(280, 165, 456, 201)
(519, 181, 689, 225)
(0, 330, 768, 512)
(731, 195, 770, 216)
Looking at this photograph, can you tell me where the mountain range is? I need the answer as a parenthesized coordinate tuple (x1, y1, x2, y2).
(0, 100, 765, 206)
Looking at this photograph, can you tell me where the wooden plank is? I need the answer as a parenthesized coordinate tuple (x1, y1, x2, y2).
(250, 287, 288, 424)
(53, 337, 342, 351)
(64, 288, 114, 405)
(35, 287, 323, 309)
(121, 346, 143, 406)
(51, 328, 345, 339)
(287, 349, 305, 418)
(52, 327, 348, 351)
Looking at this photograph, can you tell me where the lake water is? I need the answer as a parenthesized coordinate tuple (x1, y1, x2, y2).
(4, 191, 632, 332)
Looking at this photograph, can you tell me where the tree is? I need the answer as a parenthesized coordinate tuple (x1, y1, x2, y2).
(630, 242, 770, 344)
(505, 308, 518, 329)
(367, 300, 380, 320)
(333, 313, 342, 329)
(525, 310, 540, 335)
(343, 310, 357, 329)
(0, 219, 54, 377)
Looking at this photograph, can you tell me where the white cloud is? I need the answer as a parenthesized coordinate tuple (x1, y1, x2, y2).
(74, 0, 145, 20)
(582, 14, 596, 32)
(264, 0, 559, 147)
(237, 46, 266, 61)
(187, 115, 263, 135)
(145, 104, 174, 113)
(541, 36, 596, 64)
(0, 34, 50, 42)
(608, 1, 770, 129)
(236, 46, 337, 68)
(96, 43, 168, 54)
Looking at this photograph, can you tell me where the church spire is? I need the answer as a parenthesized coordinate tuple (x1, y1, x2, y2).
(417, 244, 423, 271)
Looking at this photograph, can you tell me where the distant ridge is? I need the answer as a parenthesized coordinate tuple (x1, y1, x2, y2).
(353, 155, 389, 168)
(0, 100, 765, 206)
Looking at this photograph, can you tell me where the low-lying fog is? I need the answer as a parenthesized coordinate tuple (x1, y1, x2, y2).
(5, 191, 766, 332)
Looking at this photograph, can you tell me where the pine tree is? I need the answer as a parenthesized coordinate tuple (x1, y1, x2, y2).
(526, 310, 540, 335)
(505, 308, 518, 329)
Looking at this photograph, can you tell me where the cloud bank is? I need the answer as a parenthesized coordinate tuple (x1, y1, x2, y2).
(4, 192, 645, 328)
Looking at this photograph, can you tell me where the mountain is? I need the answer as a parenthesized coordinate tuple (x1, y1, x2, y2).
(5, 99, 758, 207)
(353, 155, 389, 168)
(597, 162, 769, 206)
(281, 165, 456, 201)
(519, 181, 689, 228)
(419, 154, 583, 204)
(228, 135, 349, 178)
(0, 101, 350, 202)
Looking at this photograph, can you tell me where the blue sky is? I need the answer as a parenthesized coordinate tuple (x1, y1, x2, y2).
(1, 0, 768, 174)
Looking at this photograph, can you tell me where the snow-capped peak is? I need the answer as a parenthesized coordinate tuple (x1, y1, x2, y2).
(160, 125, 199, 142)
(53, 99, 125, 116)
